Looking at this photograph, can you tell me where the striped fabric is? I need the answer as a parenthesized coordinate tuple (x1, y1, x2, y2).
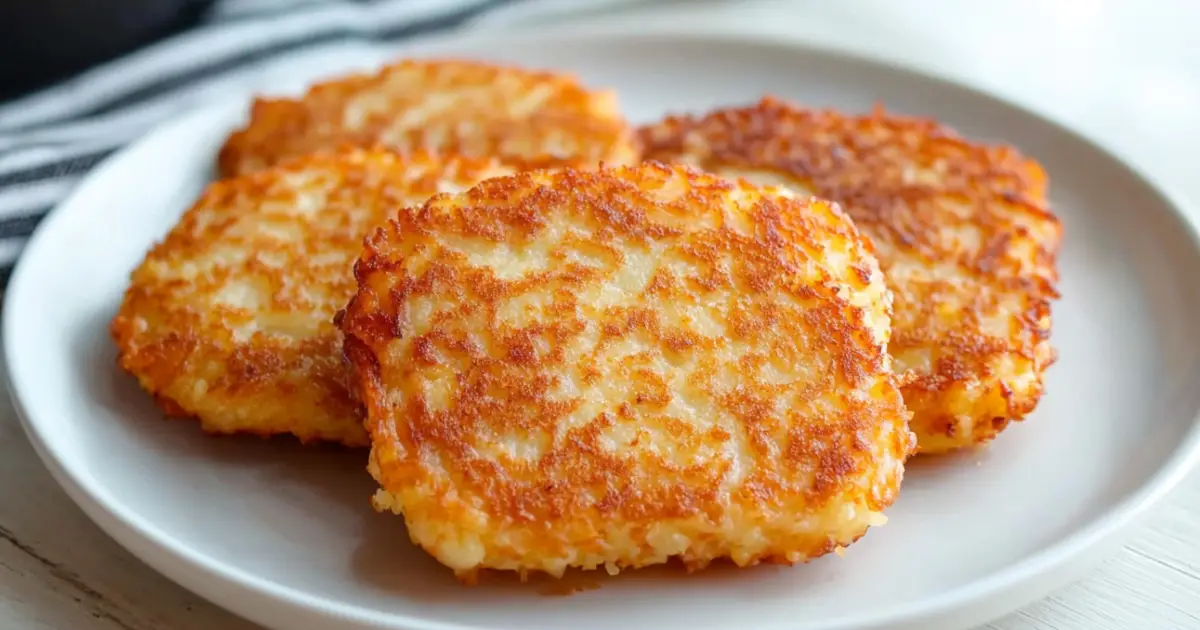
(0, 0, 523, 284)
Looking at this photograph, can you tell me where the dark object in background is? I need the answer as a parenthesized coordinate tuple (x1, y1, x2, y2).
(0, 0, 216, 100)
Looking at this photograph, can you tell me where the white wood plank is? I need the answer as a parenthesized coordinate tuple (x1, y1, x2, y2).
(1, 534, 158, 630)
(987, 473, 1200, 629)
(0, 383, 260, 630)
(3, 365, 1199, 630)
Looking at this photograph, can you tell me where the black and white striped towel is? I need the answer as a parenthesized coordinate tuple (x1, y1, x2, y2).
(0, 0, 544, 285)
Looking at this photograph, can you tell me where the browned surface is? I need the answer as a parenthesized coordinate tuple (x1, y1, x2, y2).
(110, 148, 513, 446)
(218, 59, 639, 177)
(342, 162, 913, 580)
(639, 97, 1061, 454)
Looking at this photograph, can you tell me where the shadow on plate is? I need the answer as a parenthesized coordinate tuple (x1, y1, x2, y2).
(77, 301, 373, 510)
(74, 300, 884, 601)
(348, 507, 832, 602)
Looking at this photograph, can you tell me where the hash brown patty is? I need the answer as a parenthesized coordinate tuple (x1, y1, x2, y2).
(217, 59, 639, 177)
(111, 148, 513, 446)
(340, 162, 915, 581)
(639, 97, 1062, 454)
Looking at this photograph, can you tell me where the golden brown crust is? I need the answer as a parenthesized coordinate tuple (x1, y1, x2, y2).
(342, 162, 914, 579)
(110, 148, 514, 446)
(218, 59, 640, 176)
(638, 97, 1062, 454)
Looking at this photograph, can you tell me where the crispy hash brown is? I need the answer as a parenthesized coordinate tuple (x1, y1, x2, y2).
(217, 59, 639, 177)
(340, 162, 915, 581)
(639, 97, 1062, 454)
(110, 148, 514, 446)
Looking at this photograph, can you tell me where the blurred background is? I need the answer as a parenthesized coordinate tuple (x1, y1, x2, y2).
(3, 0, 1198, 103)
(0, 0, 217, 99)
(0, 0, 702, 99)
(0, 0, 1197, 273)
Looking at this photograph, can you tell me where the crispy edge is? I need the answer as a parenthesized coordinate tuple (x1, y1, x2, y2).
(341, 162, 914, 577)
(638, 97, 1062, 452)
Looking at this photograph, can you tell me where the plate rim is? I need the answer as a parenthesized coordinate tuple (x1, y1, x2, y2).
(6, 22, 1200, 630)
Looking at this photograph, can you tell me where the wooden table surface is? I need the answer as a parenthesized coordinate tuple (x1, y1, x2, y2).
(4, 1, 1200, 629)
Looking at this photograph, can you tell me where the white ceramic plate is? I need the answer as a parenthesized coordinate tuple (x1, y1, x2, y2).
(6, 26, 1200, 630)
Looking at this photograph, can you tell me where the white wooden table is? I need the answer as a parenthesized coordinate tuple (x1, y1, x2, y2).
(3, 1, 1200, 628)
